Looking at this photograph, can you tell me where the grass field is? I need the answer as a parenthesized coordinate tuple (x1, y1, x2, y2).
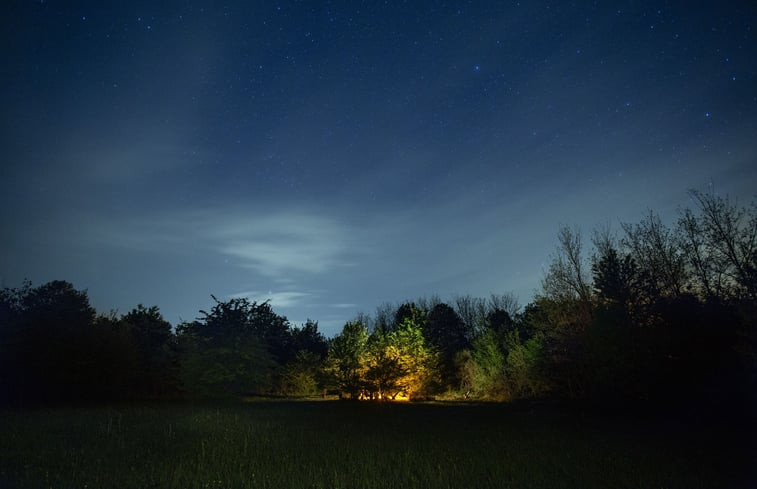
(0, 400, 753, 488)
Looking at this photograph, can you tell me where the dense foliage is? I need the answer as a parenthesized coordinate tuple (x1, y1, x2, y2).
(0, 191, 754, 407)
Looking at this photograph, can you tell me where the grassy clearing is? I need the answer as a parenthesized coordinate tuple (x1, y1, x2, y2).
(0, 401, 753, 488)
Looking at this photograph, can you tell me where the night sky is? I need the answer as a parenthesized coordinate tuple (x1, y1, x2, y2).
(2, 1, 756, 335)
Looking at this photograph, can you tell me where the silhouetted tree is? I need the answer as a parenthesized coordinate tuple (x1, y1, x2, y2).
(542, 226, 593, 305)
(120, 304, 177, 398)
(373, 302, 397, 332)
(486, 308, 515, 336)
(426, 303, 469, 390)
(2, 190, 753, 408)
(426, 303, 468, 351)
(176, 296, 285, 397)
(453, 294, 488, 336)
(91, 312, 140, 400)
(592, 247, 638, 306)
(393, 302, 427, 331)
(622, 211, 689, 300)
(488, 293, 521, 319)
(0, 282, 31, 402)
(289, 319, 328, 359)
(0, 281, 116, 402)
(683, 190, 757, 299)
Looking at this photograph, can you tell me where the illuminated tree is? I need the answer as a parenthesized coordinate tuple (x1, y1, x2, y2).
(362, 330, 404, 399)
(388, 317, 439, 398)
(362, 317, 438, 399)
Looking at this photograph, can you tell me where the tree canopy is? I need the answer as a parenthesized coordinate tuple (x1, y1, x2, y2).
(1, 190, 754, 409)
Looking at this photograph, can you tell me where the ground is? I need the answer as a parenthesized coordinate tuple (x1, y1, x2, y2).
(0, 400, 753, 488)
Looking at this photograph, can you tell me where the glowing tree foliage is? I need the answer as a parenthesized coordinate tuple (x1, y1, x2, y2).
(362, 317, 439, 400)
(389, 317, 439, 398)
(362, 330, 404, 399)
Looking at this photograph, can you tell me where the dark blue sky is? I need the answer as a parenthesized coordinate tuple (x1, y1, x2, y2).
(2, 1, 756, 335)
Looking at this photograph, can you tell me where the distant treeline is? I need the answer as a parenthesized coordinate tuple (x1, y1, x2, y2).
(1, 190, 755, 406)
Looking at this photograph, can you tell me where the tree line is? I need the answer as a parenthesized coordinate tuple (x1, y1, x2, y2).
(1, 190, 754, 407)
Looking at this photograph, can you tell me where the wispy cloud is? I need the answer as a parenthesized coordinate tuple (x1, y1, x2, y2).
(218, 213, 349, 277)
(228, 290, 312, 308)
(90, 208, 356, 282)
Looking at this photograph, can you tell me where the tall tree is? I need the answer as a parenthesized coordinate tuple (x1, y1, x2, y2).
(537, 226, 595, 398)
(542, 226, 593, 304)
(1, 281, 103, 402)
(426, 303, 469, 355)
(121, 305, 177, 398)
(362, 329, 404, 399)
(177, 296, 284, 397)
(685, 190, 757, 299)
(453, 294, 488, 336)
(468, 329, 508, 399)
(288, 319, 328, 359)
(326, 320, 369, 399)
(393, 302, 427, 331)
(488, 293, 521, 319)
(621, 211, 688, 299)
(387, 317, 439, 399)
(592, 247, 638, 306)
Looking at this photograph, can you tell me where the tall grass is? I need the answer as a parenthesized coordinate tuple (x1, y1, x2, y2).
(0, 401, 752, 488)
